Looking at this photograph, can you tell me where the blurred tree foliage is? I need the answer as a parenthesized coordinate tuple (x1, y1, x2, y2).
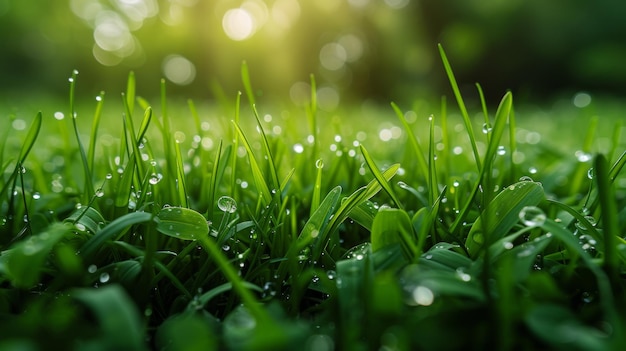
(1, 0, 625, 105)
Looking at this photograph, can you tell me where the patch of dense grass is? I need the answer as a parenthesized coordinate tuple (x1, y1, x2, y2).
(0, 48, 625, 350)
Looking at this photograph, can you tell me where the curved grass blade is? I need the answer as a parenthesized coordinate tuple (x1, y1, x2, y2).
(438, 44, 481, 170)
(72, 285, 146, 351)
(0, 222, 71, 288)
(155, 206, 209, 240)
(465, 179, 545, 257)
(241, 60, 256, 107)
(391, 102, 428, 181)
(360, 145, 403, 210)
(79, 211, 153, 258)
(371, 208, 418, 259)
(87, 91, 105, 171)
(232, 121, 272, 203)
(0, 112, 43, 200)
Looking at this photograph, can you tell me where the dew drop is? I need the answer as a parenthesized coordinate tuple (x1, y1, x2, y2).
(105, 173, 113, 180)
(412, 286, 434, 306)
(217, 196, 237, 213)
(587, 167, 594, 180)
(99, 272, 110, 283)
(87, 264, 98, 273)
(315, 159, 324, 169)
(497, 146, 506, 155)
(482, 123, 492, 134)
(519, 206, 546, 227)
(519, 176, 534, 182)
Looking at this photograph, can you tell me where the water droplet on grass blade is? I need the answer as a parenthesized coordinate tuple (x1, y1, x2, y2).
(217, 196, 237, 213)
(482, 123, 492, 134)
(315, 159, 324, 169)
(99, 272, 110, 283)
(412, 286, 434, 306)
(519, 206, 546, 227)
(88, 264, 97, 273)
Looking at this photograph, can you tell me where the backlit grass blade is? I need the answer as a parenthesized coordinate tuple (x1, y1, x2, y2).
(232, 121, 272, 203)
(465, 179, 545, 257)
(251, 105, 280, 194)
(174, 141, 189, 208)
(87, 91, 105, 171)
(438, 44, 481, 170)
(125, 71, 136, 114)
(570, 116, 598, 194)
(0, 112, 43, 202)
(241, 60, 256, 107)
(206, 141, 230, 219)
(69, 71, 95, 201)
(371, 208, 418, 259)
(391, 102, 428, 181)
(360, 145, 403, 210)
(307, 74, 319, 159)
(450, 92, 513, 235)
(311, 158, 324, 215)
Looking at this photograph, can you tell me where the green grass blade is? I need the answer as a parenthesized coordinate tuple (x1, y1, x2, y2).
(0, 222, 71, 288)
(232, 121, 272, 203)
(391, 102, 428, 181)
(360, 145, 403, 209)
(371, 208, 418, 259)
(174, 140, 189, 208)
(87, 91, 105, 171)
(311, 158, 324, 216)
(251, 105, 280, 194)
(438, 44, 481, 170)
(155, 206, 209, 240)
(79, 211, 153, 258)
(465, 179, 545, 257)
(241, 60, 256, 107)
(72, 285, 146, 351)
(594, 154, 619, 280)
(0, 112, 43, 203)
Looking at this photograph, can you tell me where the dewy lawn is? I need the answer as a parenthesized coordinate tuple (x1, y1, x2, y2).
(0, 50, 625, 351)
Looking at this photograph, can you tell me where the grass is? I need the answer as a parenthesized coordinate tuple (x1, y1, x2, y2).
(0, 47, 625, 351)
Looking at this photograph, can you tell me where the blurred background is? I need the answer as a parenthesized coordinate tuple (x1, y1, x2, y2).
(1, 0, 626, 107)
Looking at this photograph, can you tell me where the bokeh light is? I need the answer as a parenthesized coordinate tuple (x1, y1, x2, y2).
(162, 55, 196, 85)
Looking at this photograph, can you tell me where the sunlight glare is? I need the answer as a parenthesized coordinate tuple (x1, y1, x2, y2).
(223, 8, 255, 41)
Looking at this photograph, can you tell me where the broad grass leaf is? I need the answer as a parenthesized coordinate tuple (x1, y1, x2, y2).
(418, 244, 473, 272)
(0, 222, 71, 288)
(155, 206, 209, 240)
(400, 264, 485, 302)
(465, 180, 545, 257)
(371, 208, 417, 259)
(64, 206, 106, 234)
(72, 285, 146, 351)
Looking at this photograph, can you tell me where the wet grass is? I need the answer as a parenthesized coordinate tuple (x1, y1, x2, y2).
(0, 49, 626, 350)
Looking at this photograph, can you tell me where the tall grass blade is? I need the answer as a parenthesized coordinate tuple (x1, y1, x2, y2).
(69, 71, 95, 201)
(251, 105, 280, 194)
(391, 102, 428, 181)
(232, 122, 272, 203)
(465, 179, 545, 257)
(438, 44, 481, 170)
(360, 145, 403, 209)
(87, 91, 105, 171)
(594, 154, 619, 281)
(241, 60, 256, 107)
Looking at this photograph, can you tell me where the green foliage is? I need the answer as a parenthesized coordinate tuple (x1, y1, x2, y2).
(0, 55, 625, 351)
